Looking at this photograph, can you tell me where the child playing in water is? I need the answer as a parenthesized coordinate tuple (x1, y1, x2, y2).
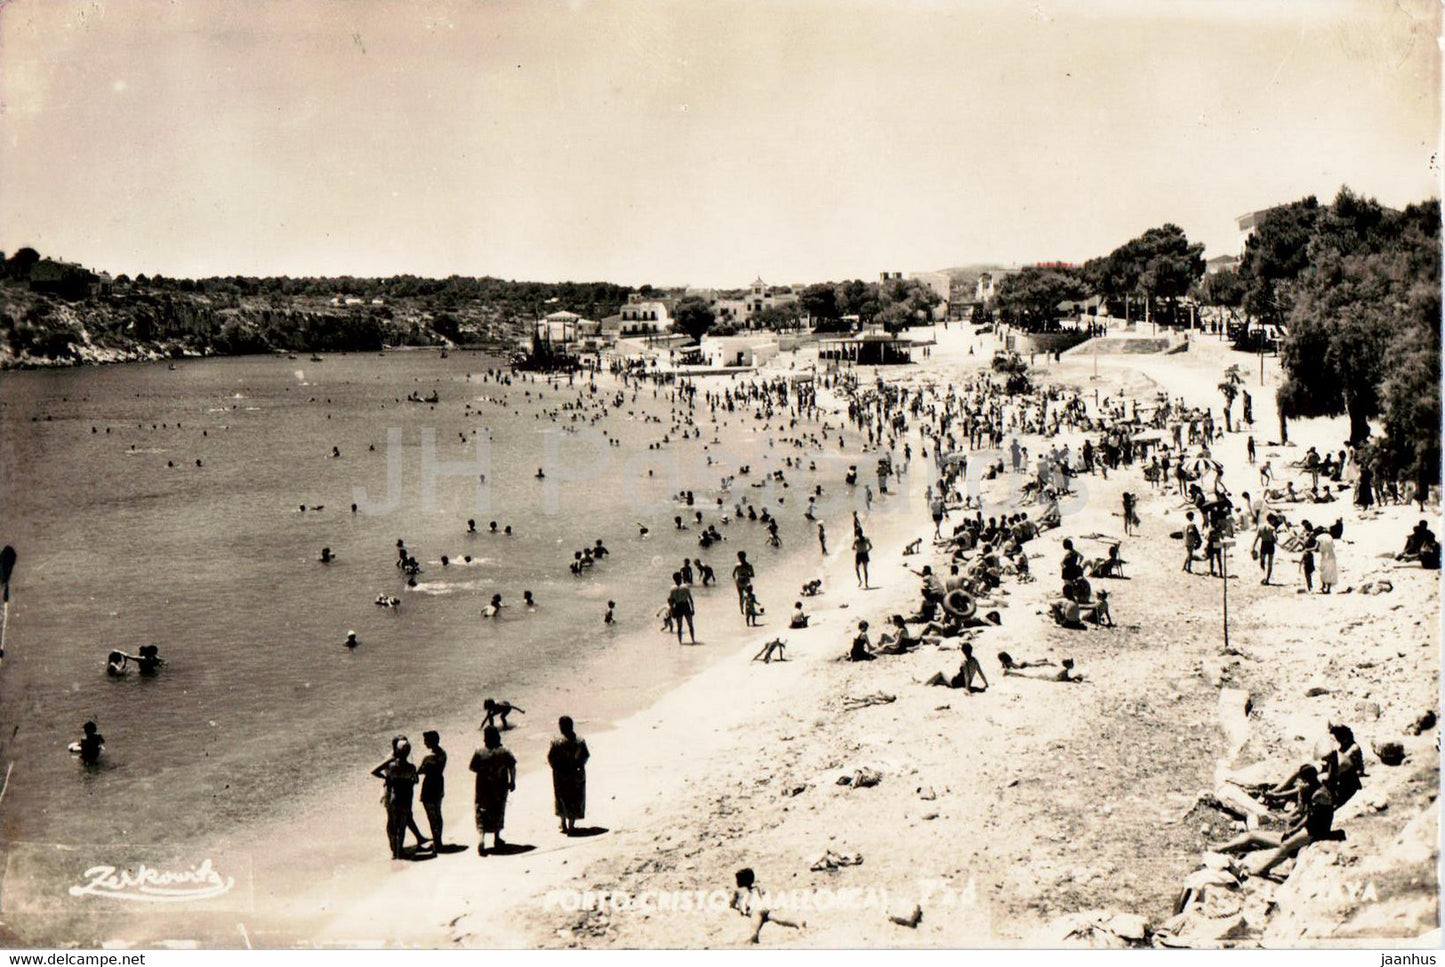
(744, 587, 763, 627)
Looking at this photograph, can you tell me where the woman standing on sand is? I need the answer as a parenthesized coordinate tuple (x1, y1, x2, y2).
(1315, 528, 1339, 593)
(469, 725, 516, 856)
(371, 736, 424, 860)
(547, 716, 590, 835)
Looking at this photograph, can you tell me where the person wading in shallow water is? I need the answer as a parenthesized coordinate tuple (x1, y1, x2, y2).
(668, 571, 697, 644)
(547, 716, 590, 835)
(732, 551, 755, 615)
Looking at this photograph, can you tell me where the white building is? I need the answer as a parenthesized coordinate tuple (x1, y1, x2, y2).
(975, 273, 996, 302)
(908, 271, 953, 320)
(709, 278, 800, 327)
(617, 297, 673, 335)
(700, 335, 779, 368)
(535, 310, 598, 343)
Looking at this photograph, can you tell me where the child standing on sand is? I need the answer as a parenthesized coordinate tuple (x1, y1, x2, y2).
(1300, 541, 1316, 592)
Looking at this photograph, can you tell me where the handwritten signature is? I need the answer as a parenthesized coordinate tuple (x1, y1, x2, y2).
(68, 859, 235, 903)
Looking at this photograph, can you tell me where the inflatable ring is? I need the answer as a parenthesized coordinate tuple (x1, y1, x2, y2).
(943, 589, 977, 620)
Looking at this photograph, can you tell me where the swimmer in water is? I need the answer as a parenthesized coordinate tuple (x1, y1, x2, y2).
(535, 468, 546, 479)
(523, 591, 535, 608)
(468, 519, 477, 534)
(106, 650, 129, 676)
(604, 600, 616, 625)
(345, 630, 359, 648)
(483, 594, 503, 618)
(75, 721, 104, 765)
(441, 555, 450, 567)
(320, 547, 335, 564)
(481, 698, 524, 730)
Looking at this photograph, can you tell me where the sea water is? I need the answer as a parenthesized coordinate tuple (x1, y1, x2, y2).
(0, 350, 883, 863)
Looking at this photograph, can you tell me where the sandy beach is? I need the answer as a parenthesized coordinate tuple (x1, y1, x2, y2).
(263, 323, 1438, 949)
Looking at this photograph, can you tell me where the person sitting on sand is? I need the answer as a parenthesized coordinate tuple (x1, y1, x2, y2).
(875, 614, 922, 655)
(731, 868, 804, 944)
(847, 620, 874, 661)
(1212, 764, 1335, 877)
(789, 602, 809, 629)
(481, 698, 524, 731)
(1087, 544, 1125, 578)
(800, 579, 822, 597)
(924, 642, 987, 692)
(1049, 596, 1088, 631)
(1084, 589, 1114, 627)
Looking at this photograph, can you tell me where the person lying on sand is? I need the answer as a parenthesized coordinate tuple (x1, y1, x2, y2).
(1000, 656, 1084, 682)
(731, 868, 804, 944)
(997, 651, 1054, 673)
(924, 642, 987, 692)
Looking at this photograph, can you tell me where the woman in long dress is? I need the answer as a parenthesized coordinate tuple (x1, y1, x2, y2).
(469, 725, 516, 855)
(1315, 529, 1339, 593)
(547, 715, 590, 835)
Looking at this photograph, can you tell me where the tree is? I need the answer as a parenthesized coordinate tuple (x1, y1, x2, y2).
(835, 279, 880, 322)
(1239, 196, 1321, 328)
(798, 283, 839, 325)
(752, 303, 801, 331)
(673, 296, 716, 342)
(994, 267, 1086, 332)
(1275, 189, 1440, 446)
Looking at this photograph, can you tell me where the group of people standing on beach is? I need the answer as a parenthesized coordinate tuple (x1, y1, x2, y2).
(370, 714, 589, 859)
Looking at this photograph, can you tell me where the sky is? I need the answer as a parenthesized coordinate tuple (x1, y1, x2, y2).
(0, 0, 1439, 287)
